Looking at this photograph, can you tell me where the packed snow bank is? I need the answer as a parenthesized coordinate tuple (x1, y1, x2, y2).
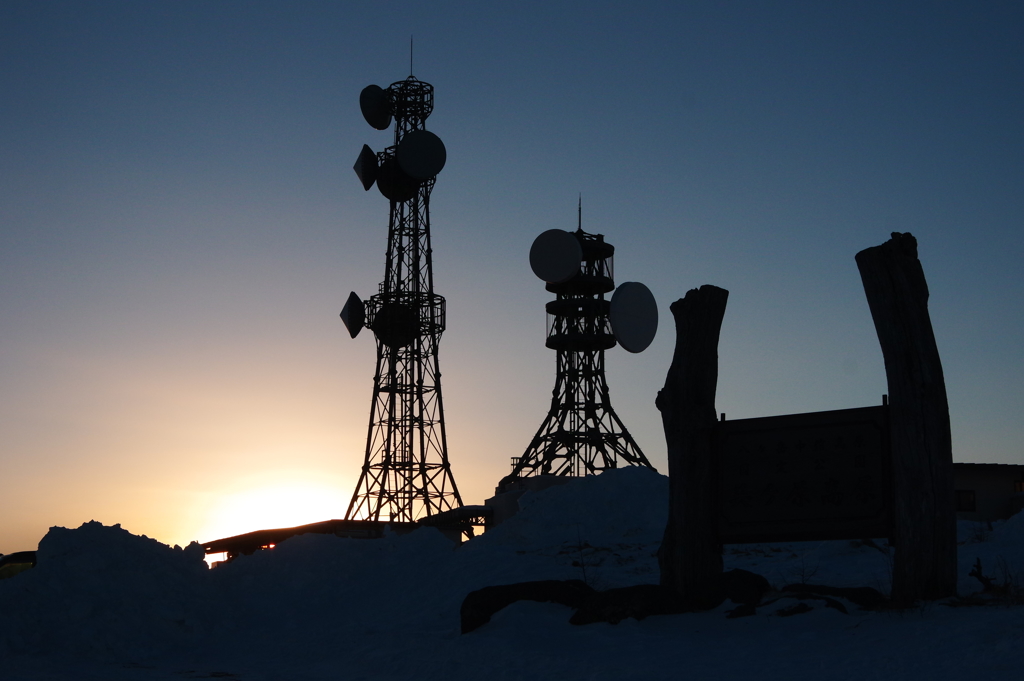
(956, 512, 1024, 595)
(0, 522, 212, 660)
(459, 466, 668, 590)
(0, 469, 668, 665)
(475, 466, 668, 551)
(2, 468, 1024, 680)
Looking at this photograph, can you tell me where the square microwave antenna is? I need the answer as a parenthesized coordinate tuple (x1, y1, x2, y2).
(609, 282, 658, 353)
(397, 130, 447, 180)
(353, 145, 379, 191)
(359, 84, 393, 130)
(530, 229, 582, 283)
(340, 291, 365, 338)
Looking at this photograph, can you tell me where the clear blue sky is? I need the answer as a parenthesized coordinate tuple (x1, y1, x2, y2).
(2, 1, 1022, 552)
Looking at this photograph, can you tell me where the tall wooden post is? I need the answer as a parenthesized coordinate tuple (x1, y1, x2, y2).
(856, 232, 956, 604)
(657, 285, 729, 609)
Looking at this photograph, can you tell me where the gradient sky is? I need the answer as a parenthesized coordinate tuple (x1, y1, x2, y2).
(2, 1, 1022, 553)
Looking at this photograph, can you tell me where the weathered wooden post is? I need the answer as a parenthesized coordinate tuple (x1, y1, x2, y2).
(856, 232, 956, 604)
(657, 284, 729, 609)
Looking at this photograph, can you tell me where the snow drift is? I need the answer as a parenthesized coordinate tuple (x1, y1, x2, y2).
(2, 466, 1023, 680)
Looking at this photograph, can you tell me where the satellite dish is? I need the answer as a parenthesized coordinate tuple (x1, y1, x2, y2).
(530, 230, 582, 284)
(376, 155, 419, 203)
(609, 282, 658, 353)
(360, 85, 392, 130)
(340, 292, 365, 338)
(353, 145, 378, 191)
(396, 130, 446, 180)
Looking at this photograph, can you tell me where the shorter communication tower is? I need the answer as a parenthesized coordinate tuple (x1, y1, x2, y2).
(508, 206, 659, 480)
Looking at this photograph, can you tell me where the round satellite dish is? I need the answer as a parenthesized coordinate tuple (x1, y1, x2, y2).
(376, 156, 418, 203)
(396, 130, 446, 180)
(360, 85, 392, 130)
(609, 282, 658, 353)
(530, 230, 582, 284)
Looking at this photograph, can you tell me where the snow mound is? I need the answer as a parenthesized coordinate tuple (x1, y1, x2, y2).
(473, 466, 669, 552)
(0, 521, 212, 660)
(456, 467, 668, 591)
(4, 473, 1023, 679)
(956, 510, 1024, 595)
(209, 524, 461, 645)
(988, 507, 1024, 546)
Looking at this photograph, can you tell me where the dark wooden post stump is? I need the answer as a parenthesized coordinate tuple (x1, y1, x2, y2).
(657, 285, 729, 609)
(856, 232, 956, 604)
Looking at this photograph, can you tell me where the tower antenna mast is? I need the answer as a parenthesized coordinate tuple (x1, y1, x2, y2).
(508, 213, 659, 483)
(343, 71, 463, 523)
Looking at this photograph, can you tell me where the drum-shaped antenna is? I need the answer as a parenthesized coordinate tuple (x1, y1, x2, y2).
(609, 282, 658, 353)
(397, 130, 447, 180)
(353, 145, 379, 191)
(372, 302, 418, 349)
(529, 229, 582, 284)
(376, 155, 419, 203)
(360, 85, 392, 130)
(340, 291, 365, 338)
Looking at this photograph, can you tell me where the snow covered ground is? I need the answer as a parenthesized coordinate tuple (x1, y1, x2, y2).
(2, 467, 1023, 680)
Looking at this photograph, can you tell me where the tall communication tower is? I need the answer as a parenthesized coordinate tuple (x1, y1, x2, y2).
(340, 73, 463, 522)
(508, 206, 659, 480)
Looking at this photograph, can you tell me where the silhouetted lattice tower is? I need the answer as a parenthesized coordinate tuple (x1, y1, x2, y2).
(340, 73, 463, 522)
(509, 207, 659, 479)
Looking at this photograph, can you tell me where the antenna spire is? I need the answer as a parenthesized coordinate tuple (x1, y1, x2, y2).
(410, 35, 414, 76)
(577, 194, 582, 232)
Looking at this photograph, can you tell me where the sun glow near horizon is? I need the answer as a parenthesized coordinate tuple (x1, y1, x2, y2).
(196, 473, 353, 544)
